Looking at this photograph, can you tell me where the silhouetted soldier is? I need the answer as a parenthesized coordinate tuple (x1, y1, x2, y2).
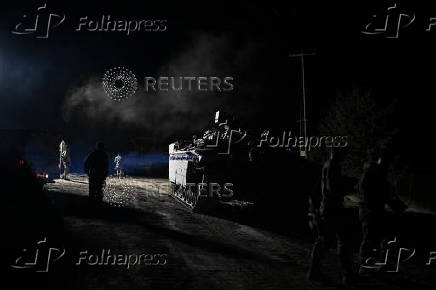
(358, 153, 406, 275)
(84, 142, 109, 204)
(308, 149, 354, 285)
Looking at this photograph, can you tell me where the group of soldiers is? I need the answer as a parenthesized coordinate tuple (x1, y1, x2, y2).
(59, 139, 123, 204)
(307, 149, 407, 286)
(60, 137, 406, 285)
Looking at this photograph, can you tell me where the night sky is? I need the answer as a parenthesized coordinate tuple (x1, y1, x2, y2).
(1, 1, 435, 167)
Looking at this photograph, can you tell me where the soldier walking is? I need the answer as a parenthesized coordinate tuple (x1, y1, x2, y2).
(59, 139, 71, 180)
(307, 149, 355, 286)
(84, 142, 109, 204)
(358, 153, 407, 275)
(114, 153, 123, 178)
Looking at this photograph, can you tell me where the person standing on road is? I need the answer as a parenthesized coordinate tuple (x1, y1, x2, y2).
(59, 139, 71, 180)
(358, 152, 407, 275)
(307, 149, 355, 286)
(114, 153, 123, 178)
(84, 142, 109, 204)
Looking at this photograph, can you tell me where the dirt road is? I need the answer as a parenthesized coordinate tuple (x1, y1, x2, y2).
(41, 174, 435, 290)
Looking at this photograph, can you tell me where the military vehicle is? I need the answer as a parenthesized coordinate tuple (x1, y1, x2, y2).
(168, 111, 254, 209)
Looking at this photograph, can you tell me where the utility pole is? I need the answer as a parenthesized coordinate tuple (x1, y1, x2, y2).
(289, 51, 315, 157)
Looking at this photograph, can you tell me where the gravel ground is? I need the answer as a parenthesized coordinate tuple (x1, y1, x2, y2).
(40, 174, 436, 290)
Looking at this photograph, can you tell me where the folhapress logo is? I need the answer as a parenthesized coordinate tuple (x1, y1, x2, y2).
(361, 4, 415, 38)
(362, 3, 436, 38)
(12, 3, 167, 39)
(76, 16, 167, 35)
(11, 237, 65, 272)
(11, 3, 65, 39)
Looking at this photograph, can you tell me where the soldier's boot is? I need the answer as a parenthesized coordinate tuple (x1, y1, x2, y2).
(307, 268, 325, 282)
(307, 241, 326, 282)
(358, 241, 376, 277)
(339, 240, 359, 286)
(64, 165, 70, 180)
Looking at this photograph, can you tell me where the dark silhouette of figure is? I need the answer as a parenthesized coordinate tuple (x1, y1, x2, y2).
(308, 150, 354, 285)
(84, 142, 109, 204)
(358, 154, 406, 275)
